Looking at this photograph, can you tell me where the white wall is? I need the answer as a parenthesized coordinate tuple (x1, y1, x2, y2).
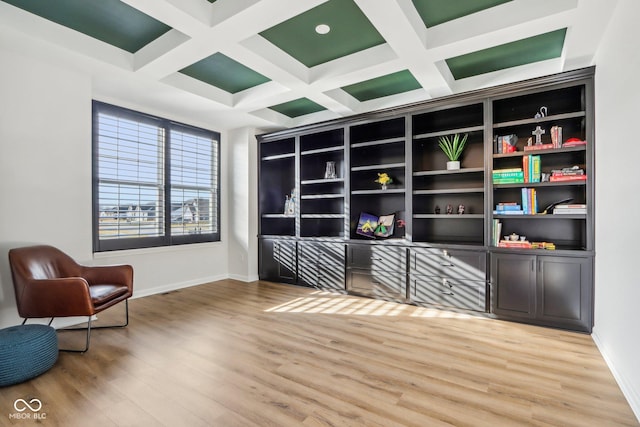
(227, 127, 259, 282)
(592, 0, 640, 419)
(0, 44, 231, 328)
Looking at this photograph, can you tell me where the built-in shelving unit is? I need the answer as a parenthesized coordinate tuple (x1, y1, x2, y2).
(259, 137, 296, 236)
(257, 67, 595, 332)
(491, 84, 591, 252)
(350, 117, 406, 240)
(411, 102, 485, 245)
(299, 128, 346, 238)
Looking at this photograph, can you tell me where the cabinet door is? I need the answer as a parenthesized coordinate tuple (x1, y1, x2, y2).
(492, 253, 536, 318)
(298, 242, 345, 290)
(259, 239, 296, 284)
(537, 256, 593, 331)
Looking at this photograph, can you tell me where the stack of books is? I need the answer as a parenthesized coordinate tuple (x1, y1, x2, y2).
(550, 166, 587, 182)
(522, 154, 541, 183)
(521, 188, 537, 214)
(524, 143, 554, 152)
(493, 202, 523, 215)
(553, 204, 587, 215)
(562, 139, 587, 147)
(498, 239, 533, 248)
(551, 126, 563, 148)
(493, 168, 524, 184)
(531, 242, 556, 250)
(491, 219, 503, 246)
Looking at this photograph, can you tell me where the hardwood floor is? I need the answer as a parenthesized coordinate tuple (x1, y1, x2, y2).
(1, 279, 637, 426)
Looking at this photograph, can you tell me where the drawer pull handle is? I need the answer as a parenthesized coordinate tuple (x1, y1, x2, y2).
(440, 263, 454, 267)
(371, 257, 383, 261)
(440, 291, 454, 296)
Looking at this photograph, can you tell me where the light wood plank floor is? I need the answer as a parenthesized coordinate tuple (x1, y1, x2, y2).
(1, 279, 637, 426)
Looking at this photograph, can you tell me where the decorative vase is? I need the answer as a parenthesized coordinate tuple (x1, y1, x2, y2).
(446, 160, 460, 170)
(324, 161, 336, 179)
(381, 183, 387, 190)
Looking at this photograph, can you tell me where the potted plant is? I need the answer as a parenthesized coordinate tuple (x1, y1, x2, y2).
(374, 172, 393, 190)
(438, 133, 468, 170)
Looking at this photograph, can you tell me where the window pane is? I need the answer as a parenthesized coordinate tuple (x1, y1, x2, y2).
(98, 183, 164, 239)
(96, 111, 165, 241)
(170, 188, 216, 236)
(170, 127, 219, 237)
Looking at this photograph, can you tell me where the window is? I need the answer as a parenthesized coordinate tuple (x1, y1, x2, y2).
(92, 101, 220, 251)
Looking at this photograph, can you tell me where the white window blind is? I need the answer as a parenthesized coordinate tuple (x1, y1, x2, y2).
(93, 101, 220, 251)
(170, 127, 219, 237)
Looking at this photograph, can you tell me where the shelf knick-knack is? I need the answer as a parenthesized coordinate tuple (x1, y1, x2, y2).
(324, 161, 337, 179)
(374, 172, 392, 190)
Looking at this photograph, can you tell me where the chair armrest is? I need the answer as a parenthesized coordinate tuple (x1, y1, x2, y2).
(81, 264, 133, 292)
(20, 278, 94, 318)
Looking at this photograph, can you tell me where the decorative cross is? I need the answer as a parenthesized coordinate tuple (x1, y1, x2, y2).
(532, 126, 545, 145)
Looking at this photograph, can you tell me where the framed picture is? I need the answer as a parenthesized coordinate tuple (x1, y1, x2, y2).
(356, 212, 378, 238)
(374, 213, 395, 238)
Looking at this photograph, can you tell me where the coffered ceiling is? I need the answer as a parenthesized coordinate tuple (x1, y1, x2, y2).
(0, 0, 617, 132)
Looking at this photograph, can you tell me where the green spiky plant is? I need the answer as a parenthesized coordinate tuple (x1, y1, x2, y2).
(438, 133, 468, 162)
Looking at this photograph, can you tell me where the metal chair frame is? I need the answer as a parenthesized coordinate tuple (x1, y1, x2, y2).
(21, 300, 129, 353)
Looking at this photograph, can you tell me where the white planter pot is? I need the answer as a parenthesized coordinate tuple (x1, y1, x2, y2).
(446, 161, 460, 170)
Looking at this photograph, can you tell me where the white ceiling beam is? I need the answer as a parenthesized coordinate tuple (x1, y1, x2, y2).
(120, 0, 211, 36)
(354, 0, 452, 98)
(133, 0, 326, 79)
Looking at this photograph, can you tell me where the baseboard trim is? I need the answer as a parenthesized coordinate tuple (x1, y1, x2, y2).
(228, 273, 259, 283)
(131, 274, 229, 300)
(592, 329, 640, 422)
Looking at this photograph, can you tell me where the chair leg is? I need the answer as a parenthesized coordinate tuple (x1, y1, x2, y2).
(56, 300, 129, 353)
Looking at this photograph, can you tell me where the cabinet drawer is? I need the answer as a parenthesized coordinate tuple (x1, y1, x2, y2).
(347, 269, 406, 299)
(347, 244, 406, 272)
(411, 275, 486, 312)
(299, 242, 345, 266)
(410, 248, 486, 281)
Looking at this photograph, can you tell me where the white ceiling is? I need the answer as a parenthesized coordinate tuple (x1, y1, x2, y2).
(0, 0, 619, 133)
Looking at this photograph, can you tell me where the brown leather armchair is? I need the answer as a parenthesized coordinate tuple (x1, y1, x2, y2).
(8, 245, 133, 352)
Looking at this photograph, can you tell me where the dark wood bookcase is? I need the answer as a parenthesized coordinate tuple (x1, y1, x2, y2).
(411, 102, 486, 245)
(257, 67, 595, 332)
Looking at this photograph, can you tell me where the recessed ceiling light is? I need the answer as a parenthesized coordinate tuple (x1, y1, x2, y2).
(315, 24, 330, 35)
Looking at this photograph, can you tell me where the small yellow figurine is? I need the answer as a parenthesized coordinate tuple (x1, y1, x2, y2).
(375, 173, 393, 189)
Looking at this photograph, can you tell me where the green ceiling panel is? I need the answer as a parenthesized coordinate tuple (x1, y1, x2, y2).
(180, 53, 270, 94)
(259, 0, 385, 68)
(1, 0, 171, 53)
(412, 0, 512, 28)
(269, 98, 326, 118)
(342, 70, 422, 102)
(446, 28, 567, 80)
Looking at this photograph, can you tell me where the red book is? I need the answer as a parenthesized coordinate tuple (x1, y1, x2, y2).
(524, 143, 554, 152)
(549, 175, 587, 182)
(498, 240, 533, 248)
(563, 139, 587, 147)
